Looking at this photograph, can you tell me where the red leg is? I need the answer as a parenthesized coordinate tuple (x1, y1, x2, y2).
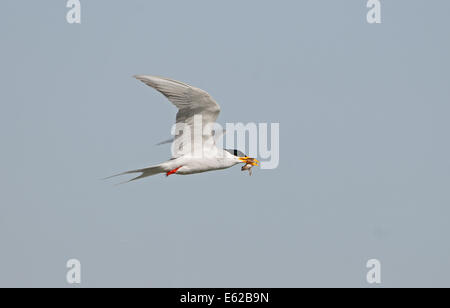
(166, 166, 182, 177)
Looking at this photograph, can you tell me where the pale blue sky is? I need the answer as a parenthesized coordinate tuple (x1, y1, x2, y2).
(0, 0, 449, 287)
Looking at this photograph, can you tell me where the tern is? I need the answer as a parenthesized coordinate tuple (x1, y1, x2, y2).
(106, 75, 259, 183)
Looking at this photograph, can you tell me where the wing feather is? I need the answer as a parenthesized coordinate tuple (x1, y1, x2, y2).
(134, 75, 221, 158)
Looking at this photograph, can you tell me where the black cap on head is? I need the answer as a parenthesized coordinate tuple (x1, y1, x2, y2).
(225, 149, 247, 157)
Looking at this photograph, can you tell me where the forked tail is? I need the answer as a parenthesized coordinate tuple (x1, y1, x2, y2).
(104, 165, 165, 184)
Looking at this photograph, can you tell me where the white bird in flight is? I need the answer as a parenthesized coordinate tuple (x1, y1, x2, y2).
(106, 75, 259, 183)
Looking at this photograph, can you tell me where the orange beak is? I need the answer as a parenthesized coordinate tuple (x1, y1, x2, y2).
(238, 157, 259, 166)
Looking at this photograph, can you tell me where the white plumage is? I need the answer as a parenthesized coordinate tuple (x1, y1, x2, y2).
(106, 75, 258, 183)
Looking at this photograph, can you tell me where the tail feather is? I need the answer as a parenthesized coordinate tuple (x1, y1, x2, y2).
(104, 165, 165, 184)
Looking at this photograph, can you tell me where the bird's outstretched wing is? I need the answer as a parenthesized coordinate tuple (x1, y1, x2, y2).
(134, 75, 221, 158)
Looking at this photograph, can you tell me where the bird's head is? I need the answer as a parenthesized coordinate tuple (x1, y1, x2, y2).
(224, 149, 259, 175)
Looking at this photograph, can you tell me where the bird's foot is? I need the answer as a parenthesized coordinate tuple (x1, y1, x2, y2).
(166, 167, 182, 177)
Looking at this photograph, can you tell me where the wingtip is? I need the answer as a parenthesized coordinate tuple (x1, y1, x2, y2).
(155, 138, 174, 146)
(134, 75, 168, 82)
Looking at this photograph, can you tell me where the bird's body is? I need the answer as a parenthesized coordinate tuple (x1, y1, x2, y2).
(106, 75, 258, 183)
(158, 150, 241, 175)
